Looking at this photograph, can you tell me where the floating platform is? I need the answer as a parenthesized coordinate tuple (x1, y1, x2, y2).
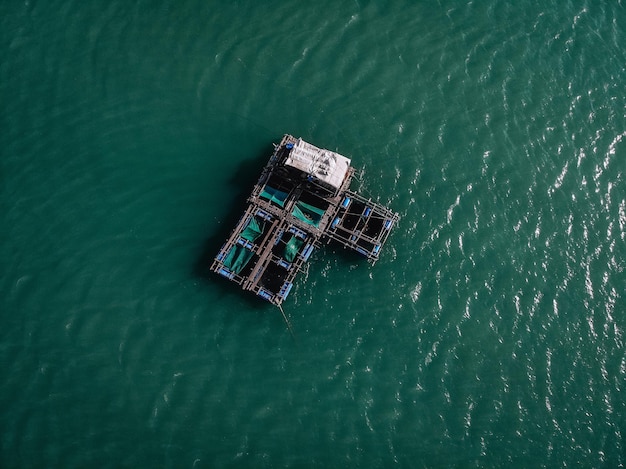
(210, 134, 399, 306)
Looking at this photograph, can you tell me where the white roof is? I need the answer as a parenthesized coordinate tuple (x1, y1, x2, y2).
(285, 138, 351, 190)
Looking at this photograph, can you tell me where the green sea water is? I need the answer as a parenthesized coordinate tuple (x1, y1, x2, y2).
(2, 1, 626, 467)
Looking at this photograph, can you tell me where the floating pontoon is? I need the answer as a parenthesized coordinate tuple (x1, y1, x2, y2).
(210, 135, 399, 306)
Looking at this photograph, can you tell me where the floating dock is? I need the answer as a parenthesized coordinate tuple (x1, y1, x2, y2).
(210, 134, 399, 306)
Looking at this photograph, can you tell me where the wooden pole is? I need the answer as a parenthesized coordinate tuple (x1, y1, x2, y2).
(278, 304, 295, 340)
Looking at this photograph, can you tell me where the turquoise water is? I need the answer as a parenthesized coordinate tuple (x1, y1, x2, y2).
(2, 1, 626, 467)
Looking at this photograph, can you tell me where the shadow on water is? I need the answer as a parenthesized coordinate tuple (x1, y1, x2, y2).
(325, 243, 373, 265)
(192, 140, 392, 300)
(192, 142, 276, 310)
(191, 135, 395, 321)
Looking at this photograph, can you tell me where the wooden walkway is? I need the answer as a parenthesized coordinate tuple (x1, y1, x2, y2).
(210, 134, 399, 306)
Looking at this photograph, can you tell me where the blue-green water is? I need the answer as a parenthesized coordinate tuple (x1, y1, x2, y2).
(2, 1, 626, 467)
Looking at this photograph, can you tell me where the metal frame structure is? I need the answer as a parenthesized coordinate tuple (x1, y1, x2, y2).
(210, 134, 399, 306)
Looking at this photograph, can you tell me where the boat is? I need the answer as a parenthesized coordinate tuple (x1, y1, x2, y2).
(210, 134, 399, 306)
